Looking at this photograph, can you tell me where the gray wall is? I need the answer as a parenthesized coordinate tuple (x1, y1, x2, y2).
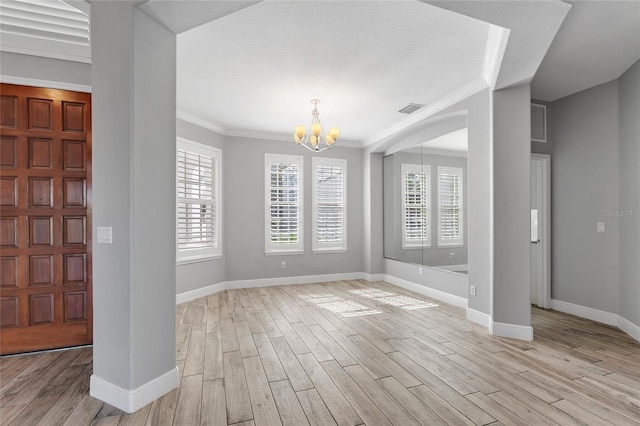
(363, 151, 384, 276)
(92, 2, 133, 388)
(618, 61, 640, 327)
(491, 84, 532, 327)
(0, 51, 91, 87)
(224, 136, 364, 281)
(176, 119, 226, 293)
(549, 80, 621, 314)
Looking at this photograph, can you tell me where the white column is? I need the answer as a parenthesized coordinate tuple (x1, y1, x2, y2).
(490, 84, 533, 340)
(90, 1, 178, 412)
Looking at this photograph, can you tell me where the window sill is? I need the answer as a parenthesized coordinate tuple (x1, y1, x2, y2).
(437, 243, 464, 248)
(402, 244, 431, 250)
(177, 254, 223, 266)
(264, 250, 305, 256)
(312, 248, 348, 254)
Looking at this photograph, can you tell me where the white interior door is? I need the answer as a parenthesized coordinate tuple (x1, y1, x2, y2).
(530, 154, 551, 308)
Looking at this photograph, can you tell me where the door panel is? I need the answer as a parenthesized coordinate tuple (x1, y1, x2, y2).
(0, 83, 92, 354)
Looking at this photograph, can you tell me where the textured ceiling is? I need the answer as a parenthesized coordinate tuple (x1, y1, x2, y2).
(4, 1, 637, 147)
(531, 0, 640, 102)
(177, 1, 490, 143)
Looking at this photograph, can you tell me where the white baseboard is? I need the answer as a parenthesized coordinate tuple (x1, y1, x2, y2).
(490, 321, 534, 341)
(550, 299, 639, 343)
(382, 274, 468, 309)
(467, 308, 491, 328)
(176, 272, 468, 311)
(176, 282, 226, 304)
(225, 272, 365, 290)
(363, 273, 385, 282)
(90, 367, 179, 413)
(550, 299, 618, 326)
(176, 273, 367, 304)
(618, 316, 640, 342)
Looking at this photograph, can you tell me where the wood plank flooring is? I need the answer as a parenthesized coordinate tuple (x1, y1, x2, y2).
(1, 280, 639, 425)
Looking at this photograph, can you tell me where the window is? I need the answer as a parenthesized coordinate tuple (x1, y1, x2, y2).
(438, 166, 463, 246)
(176, 139, 221, 262)
(265, 154, 303, 254)
(313, 157, 347, 252)
(401, 163, 430, 248)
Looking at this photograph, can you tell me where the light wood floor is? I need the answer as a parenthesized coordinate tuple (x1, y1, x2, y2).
(1, 280, 639, 425)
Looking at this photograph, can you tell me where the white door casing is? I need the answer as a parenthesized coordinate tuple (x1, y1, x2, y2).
(531, 154, 551, 309)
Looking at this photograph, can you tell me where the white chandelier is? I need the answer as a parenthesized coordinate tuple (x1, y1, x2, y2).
(293, 99, 339, 152)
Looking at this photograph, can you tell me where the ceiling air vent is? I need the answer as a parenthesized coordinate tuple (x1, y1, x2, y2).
(398, 103, 425, 114)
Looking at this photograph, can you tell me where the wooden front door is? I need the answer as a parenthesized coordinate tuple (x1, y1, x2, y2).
(0, 83, 92, 355)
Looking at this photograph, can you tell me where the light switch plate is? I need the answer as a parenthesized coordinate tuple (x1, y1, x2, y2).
(97, 226, 112, 244)
(597, 222, 605, 233)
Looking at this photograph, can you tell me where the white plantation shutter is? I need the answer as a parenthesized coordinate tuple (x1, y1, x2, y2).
(438, 166, 463, 246)
(265, 154, 303, 253)
(401, 164, 430, 247)
(313, 158, 347, 252)
(177, 139, 221, 261)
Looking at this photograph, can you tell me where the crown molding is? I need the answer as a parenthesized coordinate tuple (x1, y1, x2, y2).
(0, 75, 91, 93)
(483, 24, 510, 90)
(177, 110, 362, 148)
(363, 77, 488, 148)
(176, 110, 227, 134)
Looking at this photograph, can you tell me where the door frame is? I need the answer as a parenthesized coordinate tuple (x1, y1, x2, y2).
(531, 153, 551, 309)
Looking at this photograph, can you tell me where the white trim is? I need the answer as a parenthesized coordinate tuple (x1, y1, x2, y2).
(482, 25, 510, 90)
(618, 316, 640, 342)
(90, 367, 179, 414)
(467, 308, 491, 328)
(550, 299, 618, 326)
(177, 111, 227, 135)
(382, 274, 467, 309)
(265, 153, 304, 254)
(363, 77, 487, 148)
(0, 75, 91, 93)
(531, 103, 547, 143)
(531, 154, 551, 309)
(177, 282, 227, 304)
(401, 163, 431, 248)
(363, 273, 385, 282)
(175, 272, 467, 310)
(312, 157, 348, 252)
(437, 166, 464, 247)
(176, 139, 222, 261)
(436, 264, 468, 273)
(550, 299, 639, 342)
(490, 321, 534, 341)
(226, 273, 364, 290)
(176, 254, 223, 266)
(176, 273, 367, 303)
(176, 110, 362, 148)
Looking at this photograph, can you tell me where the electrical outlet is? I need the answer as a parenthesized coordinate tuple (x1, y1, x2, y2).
(449, 252, 455, 258)
(470, 285, 476, 296)
(280, 260, 286, 269)
(597, 222, 605, 233)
